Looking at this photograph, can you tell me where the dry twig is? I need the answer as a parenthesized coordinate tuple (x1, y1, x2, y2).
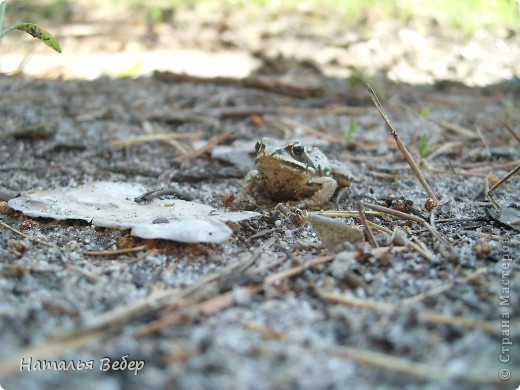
(486, 164, 520, 197)
(358, 201, 450, 247)
(429, 118, 479, 139)
(0, 220, 55, 248)
(357, 202, 378, 248)
(108, 132, 197, 148)
(367, 84, 438, 204)
(331, 345, 519, 384)
(177, 131, 231, 162)
(83, 245, 148, 257)
(0, 238, 275, 376)
(403, 267, 488, 304)
(318, 290, 498, 334)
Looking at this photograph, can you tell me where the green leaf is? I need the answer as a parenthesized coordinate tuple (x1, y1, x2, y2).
(420, 106, 430, 118)
(345, 118, 357, 143)
(419, 134, 429, 158)
(13, 23, 62, 53)
(342, 118, 357, 144)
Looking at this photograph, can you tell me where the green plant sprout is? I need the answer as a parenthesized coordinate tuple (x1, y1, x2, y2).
(115, 62, 142, 78)
(418, 134, 429, 158)
(0, 0, 61, 53)
(501, 99, 514, 117)
(344, 118, 357, 144)
(420, 106, 430, 119)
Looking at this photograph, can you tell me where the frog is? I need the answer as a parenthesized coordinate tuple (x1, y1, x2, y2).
(242, 137, 353, 208)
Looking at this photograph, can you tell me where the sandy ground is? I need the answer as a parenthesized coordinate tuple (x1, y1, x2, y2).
(0, 4, 519, 389)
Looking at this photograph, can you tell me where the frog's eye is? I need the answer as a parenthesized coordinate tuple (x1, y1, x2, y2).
(255, 141, 264, 154)
(291, 143, 305, 157)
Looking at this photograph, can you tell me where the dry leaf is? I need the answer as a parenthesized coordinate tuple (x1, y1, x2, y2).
(8, 182, 259, 243)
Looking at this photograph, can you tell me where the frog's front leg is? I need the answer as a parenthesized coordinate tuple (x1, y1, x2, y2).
(295, 176, 337, 208)
(242, 169, 260, 198)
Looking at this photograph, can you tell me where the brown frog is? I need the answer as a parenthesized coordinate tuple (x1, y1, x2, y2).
(242, 137, 353, 208)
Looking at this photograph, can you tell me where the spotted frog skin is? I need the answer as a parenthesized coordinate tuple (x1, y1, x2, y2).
(242, 137, 352, 208)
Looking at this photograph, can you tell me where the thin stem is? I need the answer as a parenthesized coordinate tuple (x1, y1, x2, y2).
(487, 164, 520, 196)
(356, 202, 378, 248)
(0, 0, 7, 38)
(367, 83, 439, 204)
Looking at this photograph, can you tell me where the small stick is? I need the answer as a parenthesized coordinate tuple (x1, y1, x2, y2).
(486, 163, 520, 196)
(359, 201, 450, 247)
(264, 256, 334, 285)
(108, 132, 198, 148)
(331, 345, 518, 383)
(310, 210, 381, 218)
(0, 220, 55, 247)
(141, 120, 195, 156)
(403, 267, 488, 304)
(356, 202, 378, 248)
(83, 245, 148, 257)
(367, 84, 438, 204)
(429, 118, 480, 139)
(425, 141, 463, 162)
(318, 290, 497, 334)
(177, 131, 231, 162)
(409, 237, 435, 260)
(429, 195, 449, 243)
(500, 120, 520, 144)
(367, 220, 434, 259)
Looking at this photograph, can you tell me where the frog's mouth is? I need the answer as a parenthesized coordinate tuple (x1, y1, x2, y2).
(256, 156, 316, 173)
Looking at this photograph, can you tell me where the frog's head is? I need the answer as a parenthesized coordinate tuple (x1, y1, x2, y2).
(255, 137, 316, 173)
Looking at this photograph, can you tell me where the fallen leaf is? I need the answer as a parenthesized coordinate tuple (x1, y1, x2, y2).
(8, 182, 259, 243)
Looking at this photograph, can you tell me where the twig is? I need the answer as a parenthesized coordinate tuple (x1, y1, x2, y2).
(429, 195, 449, 244)
(310, 210, 381, 218)
(264, 256, 334, 285)
(428, 118, 480, 139)
(0, 220, 55, 247)
(367, 84, 438, 204)
(409, 237, 435, 260)
(141, 120, 197, 156)
(425, 141, 463, 162)
(314, 213, 434, 259)
(486, 164, 520, 196)
(318, 290, 498, 334)
(501, 120, 520, 144)
(356, 202, 378, 248)
(83, 245, 148, 257)
(108, 132, 197, 148)
(0, 238, 276, 376)
(331, 345, 519, 383)
(366, 219, 434, 258)
(134, 252, 333, 337)
(245, 321, 286, 340)
(177, 131, 231, 162)
(403, 267, 488, 304)
(358, 201, 450, 247)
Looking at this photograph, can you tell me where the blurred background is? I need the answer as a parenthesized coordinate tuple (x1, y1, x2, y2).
(0, 0, 518, 85)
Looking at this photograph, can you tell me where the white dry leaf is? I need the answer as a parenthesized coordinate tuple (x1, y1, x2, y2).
(7, 181, 260, 243)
